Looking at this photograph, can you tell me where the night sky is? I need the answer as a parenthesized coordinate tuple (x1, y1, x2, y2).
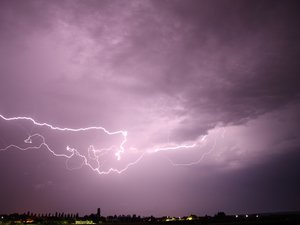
(0, 0, 300, 217)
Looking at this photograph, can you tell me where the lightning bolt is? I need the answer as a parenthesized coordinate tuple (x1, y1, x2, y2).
(0, 114, 224, 174)
(166, 128, 226, 166)
(0, 114, 132, 174)
(152, 143, 196, 153)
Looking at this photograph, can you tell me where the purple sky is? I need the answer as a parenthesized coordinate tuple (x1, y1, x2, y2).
(0, 0, 300, 217)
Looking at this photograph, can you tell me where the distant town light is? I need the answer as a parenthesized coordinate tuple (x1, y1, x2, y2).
(166, 217, 176, 222)
(235, 215, 238, 218)
(245, 214, 248, 218)
(26, 219, 34, 223)
(75, 220, 95, 224)
(256, 215, 259, 218)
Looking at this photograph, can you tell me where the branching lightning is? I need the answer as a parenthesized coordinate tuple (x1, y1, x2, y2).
(0, 114, 131, 174)
(0, 114, 225, 175)
(166, 128, 226, 166)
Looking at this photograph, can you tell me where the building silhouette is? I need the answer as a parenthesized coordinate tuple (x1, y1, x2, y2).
(97, 208, 101, 218)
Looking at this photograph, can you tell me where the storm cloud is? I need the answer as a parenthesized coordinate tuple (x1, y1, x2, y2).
(0, 0, 299, 216)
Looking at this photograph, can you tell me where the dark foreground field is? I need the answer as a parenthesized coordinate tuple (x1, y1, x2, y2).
(1, 213, 300, 225)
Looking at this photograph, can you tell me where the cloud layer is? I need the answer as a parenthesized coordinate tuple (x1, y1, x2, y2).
(0, 0, 299, 216)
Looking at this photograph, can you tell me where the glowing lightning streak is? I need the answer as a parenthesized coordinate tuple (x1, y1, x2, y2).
(167, 137, 217, 166)
(0, 114, 224, 174)
(0, 114, 132, 174)
(150, 134, 208, 154)
(166, 128, 226, 166)
(0, 114, 127, 137)
(153, 143, 196, 153)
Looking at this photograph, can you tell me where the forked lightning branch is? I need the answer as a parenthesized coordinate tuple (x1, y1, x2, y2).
(0, 114, 221, 175)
